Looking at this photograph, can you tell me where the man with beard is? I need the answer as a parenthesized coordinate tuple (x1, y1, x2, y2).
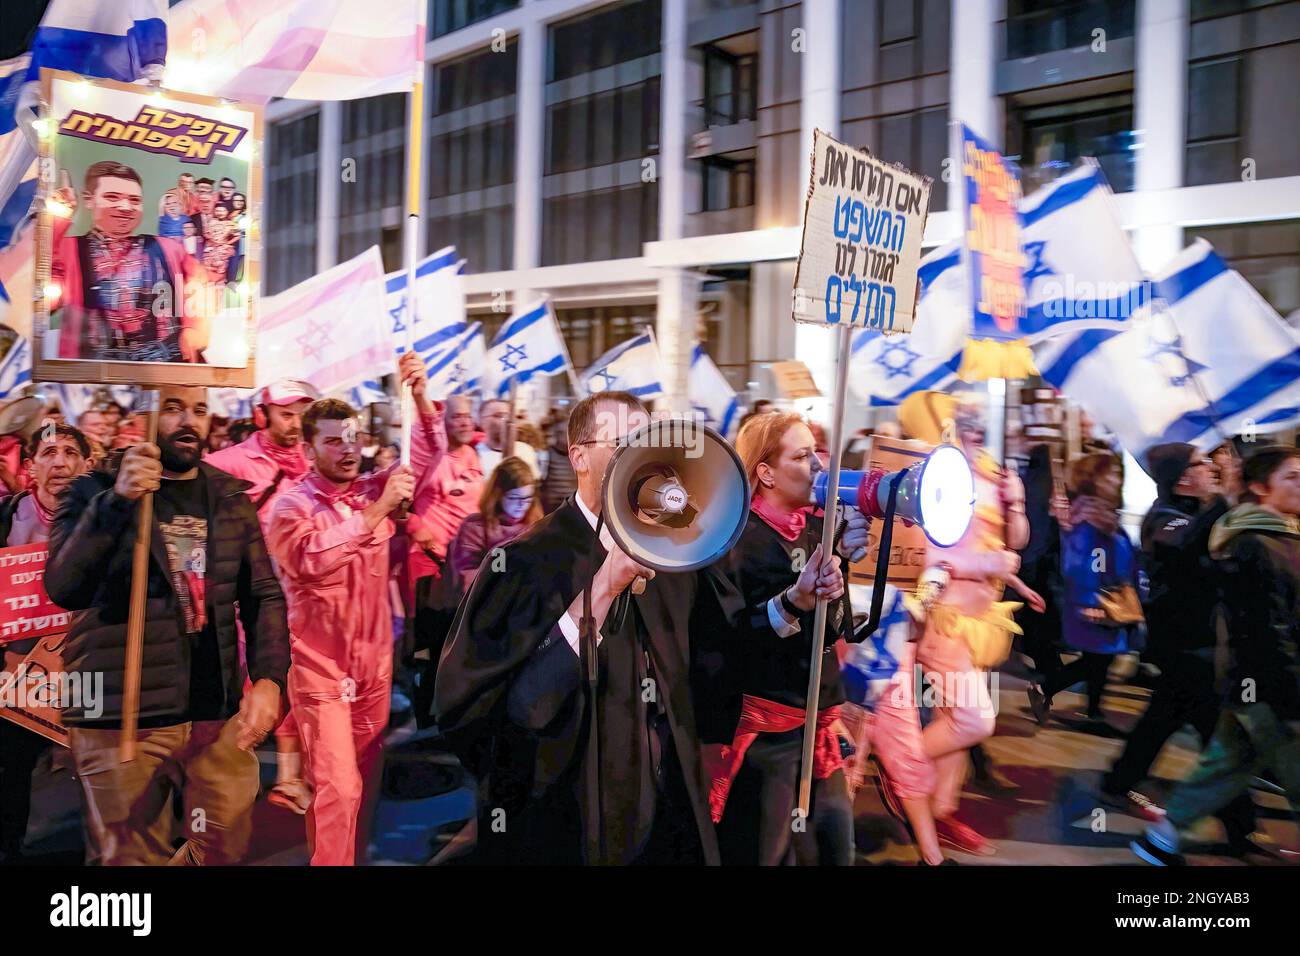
(206, 379, 318, 813)
(0, 424, 90, 863)
(436, 392, 745, 865)
(49, 161, 210, 363)
(47, 386, 289, 865)
(266, 351, 444, 865)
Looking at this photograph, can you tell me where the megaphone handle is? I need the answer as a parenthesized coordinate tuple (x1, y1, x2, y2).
(861, 473, 904, 638)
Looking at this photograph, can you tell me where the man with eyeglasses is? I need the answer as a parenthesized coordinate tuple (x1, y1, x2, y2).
(1101, 442, 1256, 845)
(436, 391, 745, 865)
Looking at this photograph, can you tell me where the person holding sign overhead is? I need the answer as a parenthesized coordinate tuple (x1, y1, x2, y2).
(265, 350, 444, 866)
(47, 386, 290, 865)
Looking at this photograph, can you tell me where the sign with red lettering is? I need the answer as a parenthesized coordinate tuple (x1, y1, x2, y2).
(0, 543, 71, 644)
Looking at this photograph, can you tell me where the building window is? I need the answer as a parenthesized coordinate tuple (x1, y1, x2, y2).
(541, 182, 659, 266)
(1187, 221, 1300, 322)
(548, 0, 662, 83)
(430, 0, 519, 39)
(265, 110, 319, 294)
(1185, 56, 1243, 186)
(428, 43, 517, 273)
(1190, 0, 1278, 21)
(554, 305, 656, 371)
(703, 47, 756, 127)
(702, 156, 755, 211)
(545, 78, 660, 175)
(337, 93, 408, 269)
(1004, 0, 1135, 60)
(1009, 94, 1136, 193)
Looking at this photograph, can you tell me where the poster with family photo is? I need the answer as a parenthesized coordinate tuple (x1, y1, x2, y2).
(33, 70, 261, 387)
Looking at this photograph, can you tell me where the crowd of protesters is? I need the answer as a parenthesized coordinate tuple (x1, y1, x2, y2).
(0, 376, 1295, 868)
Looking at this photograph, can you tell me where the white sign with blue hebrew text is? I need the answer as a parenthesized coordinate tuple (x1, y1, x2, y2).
(793, 129, 931, 333)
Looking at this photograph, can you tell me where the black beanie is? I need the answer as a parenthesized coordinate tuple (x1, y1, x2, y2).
(1145, 442, 1197, 498)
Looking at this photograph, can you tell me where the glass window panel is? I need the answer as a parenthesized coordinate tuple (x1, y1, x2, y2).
(1187, 58, 1240, 142)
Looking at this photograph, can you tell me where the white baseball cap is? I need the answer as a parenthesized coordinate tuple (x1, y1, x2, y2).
(259, 379, 320, 407)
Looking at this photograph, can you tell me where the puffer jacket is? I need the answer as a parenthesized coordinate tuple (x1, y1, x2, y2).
(46, 463, 289, 726)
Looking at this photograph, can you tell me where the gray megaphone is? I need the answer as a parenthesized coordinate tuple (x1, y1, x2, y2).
(601, 418, 750, 572)
(811, 443, 975, 547)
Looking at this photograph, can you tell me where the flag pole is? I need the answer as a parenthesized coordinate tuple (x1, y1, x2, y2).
(400, 0, 427, 470)
(120, 388, 160, 762)
(545, 294, 585, 398)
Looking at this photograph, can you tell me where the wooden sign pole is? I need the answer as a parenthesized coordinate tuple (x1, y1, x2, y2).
(796, 324, 853, 816)
(119, 389, 160, 762)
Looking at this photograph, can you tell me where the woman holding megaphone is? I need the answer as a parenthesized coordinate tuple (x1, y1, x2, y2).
(711, 411, 871, 865)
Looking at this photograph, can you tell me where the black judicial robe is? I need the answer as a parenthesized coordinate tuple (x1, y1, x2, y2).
(434, 498, 744, 865)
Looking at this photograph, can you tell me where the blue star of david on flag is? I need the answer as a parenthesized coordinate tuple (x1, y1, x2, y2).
(874, 340, 921, 380)
(590, 368, 618, 390)
(499, 343, 527, 373)
(1022, 240, 1055, 286)
(389, 294, 407, 337)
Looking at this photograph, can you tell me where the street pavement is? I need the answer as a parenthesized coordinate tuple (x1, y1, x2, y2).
(14, 656, 1298, 866)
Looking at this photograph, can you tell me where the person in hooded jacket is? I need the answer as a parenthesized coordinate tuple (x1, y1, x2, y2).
(1133, 445, 1300, 865)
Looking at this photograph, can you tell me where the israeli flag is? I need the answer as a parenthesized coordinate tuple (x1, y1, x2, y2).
(426, 323, 485, 397)
(482, 298, 571, 398)
(347, 380, 389, 410)
(1019, 160, 1148, 341)
(1036, 240, 1300, 460)
(579, 330, 663, 399)
(849, 242, 968, 405)
(385, 247, 469, 370)
(38, 382, 95, 420)
(0, 55, 36, 250)
(0, 336, 30, 399)
(687, 345, 739, 438)
(209, 387, 254, 420)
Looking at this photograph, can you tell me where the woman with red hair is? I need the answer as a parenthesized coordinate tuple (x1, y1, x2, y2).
(711, 412, 870, 865)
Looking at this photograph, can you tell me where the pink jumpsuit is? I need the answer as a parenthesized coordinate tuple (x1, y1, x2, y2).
(206, 430, 309, 742)
(266, 408, 444, 865)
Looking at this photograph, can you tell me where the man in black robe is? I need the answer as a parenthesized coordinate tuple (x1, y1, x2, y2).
(435, 391, 743, 865)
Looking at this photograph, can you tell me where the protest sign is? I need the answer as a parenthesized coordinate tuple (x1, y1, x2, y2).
(792, 129, 931, 332)
(961, 123, 1026, 341)
(33, 70, 261, 388)
(770, 360, 822, 399)
(0, 542, 70, 644)
(847, 436, 935, 589)
(0, 542, 73, 746)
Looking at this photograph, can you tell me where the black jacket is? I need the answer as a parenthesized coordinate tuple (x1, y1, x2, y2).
(1139, 493, 1229, 662)
(0, 490, 29, 548)
(46, 464, 290, 726)
(435, 498, 743, 865)
(1217, 528, 1300, 716)
(723, 512, 855, 710)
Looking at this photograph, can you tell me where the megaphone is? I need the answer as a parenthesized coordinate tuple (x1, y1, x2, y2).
(601, 419, 750, 572)
(812, 443, 975, 547)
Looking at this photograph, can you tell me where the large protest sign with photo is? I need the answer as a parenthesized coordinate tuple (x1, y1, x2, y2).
(793, 129, 931, 332)
(0, 543, 73, 746)
(960, 123, 1026, 341)
(33, 70, 261, 388)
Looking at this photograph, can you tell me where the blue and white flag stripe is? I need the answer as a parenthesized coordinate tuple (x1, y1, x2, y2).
(849, 241, 968, 406)
(0, 337, 31, 399)
(20, 1, 167, 90)
(687, 345, 739, 437)
(426, 323, 485, 396)
(1036, 239, 1300, 458)
(483, 298, 571, 398)
(579, 330, 664, 399)
(0, 54, 36, 249)
(1017, 160, 1148, 341)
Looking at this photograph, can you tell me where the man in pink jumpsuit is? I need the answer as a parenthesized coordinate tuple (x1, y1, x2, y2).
(266, 352, 444, 865)
(206, 378, 318, 814)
